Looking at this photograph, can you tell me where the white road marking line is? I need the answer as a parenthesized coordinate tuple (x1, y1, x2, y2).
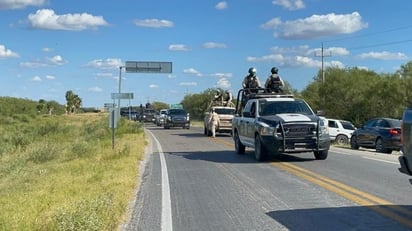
(147, 130, 173, 231)
(362, 156, 398, 164)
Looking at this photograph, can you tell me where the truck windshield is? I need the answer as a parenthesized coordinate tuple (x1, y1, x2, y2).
(260, 101, 314, 116)
(169, 109, 186, 115)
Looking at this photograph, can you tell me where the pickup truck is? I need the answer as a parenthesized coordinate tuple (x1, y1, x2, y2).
(204, 100, 235, 136)
(399, 107, 412, 177)
(231, 89, 330, 161)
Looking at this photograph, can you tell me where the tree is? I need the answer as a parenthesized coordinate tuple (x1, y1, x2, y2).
(65, 90, 82, 114)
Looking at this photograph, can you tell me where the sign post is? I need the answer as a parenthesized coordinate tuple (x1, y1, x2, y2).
(112, 61, 172, 148)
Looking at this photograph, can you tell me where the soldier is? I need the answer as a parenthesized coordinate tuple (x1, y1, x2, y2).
(214, 90, 223, 104)
(264, 67, 284, 93)
(224, 90, 233, 107)
(208, 108, 220, 138)
(242, 67, 262, 95)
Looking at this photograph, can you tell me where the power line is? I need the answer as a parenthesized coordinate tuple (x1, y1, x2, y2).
(324, 24, 412, 43)
(347, 38, 412, 51)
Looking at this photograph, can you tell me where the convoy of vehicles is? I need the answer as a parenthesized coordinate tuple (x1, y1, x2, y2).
(231, 89, 330, 161)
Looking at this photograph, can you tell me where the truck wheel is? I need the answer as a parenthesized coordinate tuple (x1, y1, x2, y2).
(335, 134, 348, 145)
(204, 126, 207, 135)
(234, 131, 245, 154)
(350, 135, 359, 149)
(376, 138, 391, 154)
(254, 135, 268, 161)
(314, 150, 328, 160)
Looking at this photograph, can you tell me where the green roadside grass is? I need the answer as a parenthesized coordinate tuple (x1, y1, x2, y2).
(0, 113, 145, 230)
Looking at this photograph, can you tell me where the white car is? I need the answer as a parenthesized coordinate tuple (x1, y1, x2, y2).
(326, 118, 356, 145)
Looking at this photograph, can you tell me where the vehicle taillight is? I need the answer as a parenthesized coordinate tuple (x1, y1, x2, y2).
(389, 129, 399, 135)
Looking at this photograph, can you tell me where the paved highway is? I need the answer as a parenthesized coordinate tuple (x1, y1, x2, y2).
(122, 124, 412, 231)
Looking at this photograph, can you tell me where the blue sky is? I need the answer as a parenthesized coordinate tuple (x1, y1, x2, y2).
(1, 0, 412, 107)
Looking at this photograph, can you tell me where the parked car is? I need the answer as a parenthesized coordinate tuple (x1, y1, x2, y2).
(326, 118, 356, 145)
(350, 117, 401, 153)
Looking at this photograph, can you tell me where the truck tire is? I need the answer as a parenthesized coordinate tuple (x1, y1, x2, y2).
(254, 135, 268, 161)
(204, 126, 207, 135)
(314, 150, 328, 160)
(234, 131, 245, 154)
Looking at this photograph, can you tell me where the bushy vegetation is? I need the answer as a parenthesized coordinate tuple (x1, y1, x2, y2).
(0, 109, 145, 230)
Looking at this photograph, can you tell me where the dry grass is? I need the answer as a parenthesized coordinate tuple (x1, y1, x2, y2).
(0, 113, 146, 230)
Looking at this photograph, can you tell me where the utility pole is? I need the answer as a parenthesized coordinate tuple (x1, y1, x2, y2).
(315, 43, 332, 84)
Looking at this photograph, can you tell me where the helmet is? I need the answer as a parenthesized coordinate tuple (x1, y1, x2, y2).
(248, 67, 256, 75)
(271, 67, 278, 74)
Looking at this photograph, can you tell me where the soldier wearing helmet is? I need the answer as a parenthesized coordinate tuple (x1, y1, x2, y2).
(264, 67, 284, 93)
(242, 67, 262, 94)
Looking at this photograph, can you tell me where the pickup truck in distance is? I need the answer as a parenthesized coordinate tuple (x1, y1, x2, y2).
(399, 107, 412, 178)
(232, 89, 330, 161)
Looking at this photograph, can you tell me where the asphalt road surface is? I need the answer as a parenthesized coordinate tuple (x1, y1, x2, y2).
(122, 124, 412, 231)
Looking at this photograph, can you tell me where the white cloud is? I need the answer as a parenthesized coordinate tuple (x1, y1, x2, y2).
(358, 51, 407, 60)
(272, 0, 305, 10)
(42, 47, 53, 52)
(45, 75, 55, 80)
(47, 55, 66, 65)
(246, 53, 285, 63)
(28, 9, 109, 31)
(84, 58, 122, 70)
(134, 18, 174, 28)
(88, 86, 103, 92)
(19, 55, 67, 68)
(149, 84, 159, 88)
(0, 45, 19, 58)
(179, 82, 197, 86)
(0, 0, 45, 10)
(216, 78, 231, 89)
(264, 12, 368, 40)
(307, 47, 350, 56)
(260, 17, 282, 30)
(95, 72, 114, 78)
(32, 75, 42, 81)
(202, 42, 227, 49)
(211, 73, 232, 78)
(168, 44, 191, 51)
(20, 61, 47, 68)
(183, 68, 202, 76)
(215, 1, 228, 10)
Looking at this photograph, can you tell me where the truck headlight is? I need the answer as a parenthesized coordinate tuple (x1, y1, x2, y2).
(259, 126, 275, 136)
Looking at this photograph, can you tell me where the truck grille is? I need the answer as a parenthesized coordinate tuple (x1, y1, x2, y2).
(279, 123, 316, 138)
